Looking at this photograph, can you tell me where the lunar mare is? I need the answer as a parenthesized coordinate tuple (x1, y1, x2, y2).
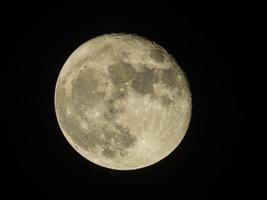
(55, 33, 192, 170)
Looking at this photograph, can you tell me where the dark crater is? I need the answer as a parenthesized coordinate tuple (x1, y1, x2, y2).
(103, 99, 124, 121)
(160, 95, 173, 106)
(160, 68, 179, 89)
(71, 68, 105, 108)
(112, 87, 128, 99)
(131, 65, 159, 96)
(150, 48, 165, 63)
(100, 124, 136, 158)
(108, 60, 136, 85)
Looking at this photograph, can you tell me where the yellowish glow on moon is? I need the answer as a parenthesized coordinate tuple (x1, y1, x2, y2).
(55, 33, 192, 170)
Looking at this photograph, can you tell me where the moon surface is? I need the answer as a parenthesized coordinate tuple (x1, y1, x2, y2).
(54, 33, 192, 170)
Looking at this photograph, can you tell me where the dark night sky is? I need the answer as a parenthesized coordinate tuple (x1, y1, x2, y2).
(3, 2, 265, 198)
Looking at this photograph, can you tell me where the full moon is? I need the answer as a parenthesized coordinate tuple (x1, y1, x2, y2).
(55, 33, 192, 170)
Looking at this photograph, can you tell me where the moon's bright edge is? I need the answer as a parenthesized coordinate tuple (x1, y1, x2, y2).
(55, 33, 192, 170)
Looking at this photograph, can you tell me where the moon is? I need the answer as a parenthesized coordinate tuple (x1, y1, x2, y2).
(54, 33, 192, 170)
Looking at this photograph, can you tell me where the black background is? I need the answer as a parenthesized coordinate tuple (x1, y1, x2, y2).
(4, 2, 265, 198)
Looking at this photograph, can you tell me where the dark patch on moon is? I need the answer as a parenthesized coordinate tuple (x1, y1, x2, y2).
(67, 124, 114, 153)
(103, 99, 124, 121)
(112, 87, 128, 99)
(115, 124, 136, 148)
(68, 124, 100, 151)
(161, 68, 179, 89)
(150, 48, 165, 63)
(71, 68, 106, 107)
(60, 113, 97, 151)
(100, 124, 136, 158)
(108, 60, 136, 85)
(160, 95, 173, 106)
(102, 147, 117, 158)
(62, 111, 136, 159)
(131, 65, 159, 95)
(103, 111, 117, 122)
(98, 44, 112, 55)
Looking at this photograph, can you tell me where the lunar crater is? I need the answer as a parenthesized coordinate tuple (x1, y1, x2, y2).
(131, 65, 159, 96)
(96, 123, 136, 159)
(108, 60, 136, 85)
(150, 48, 165, 63)
(71, 68, 107, 108)
(160, 95, 173, 106)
